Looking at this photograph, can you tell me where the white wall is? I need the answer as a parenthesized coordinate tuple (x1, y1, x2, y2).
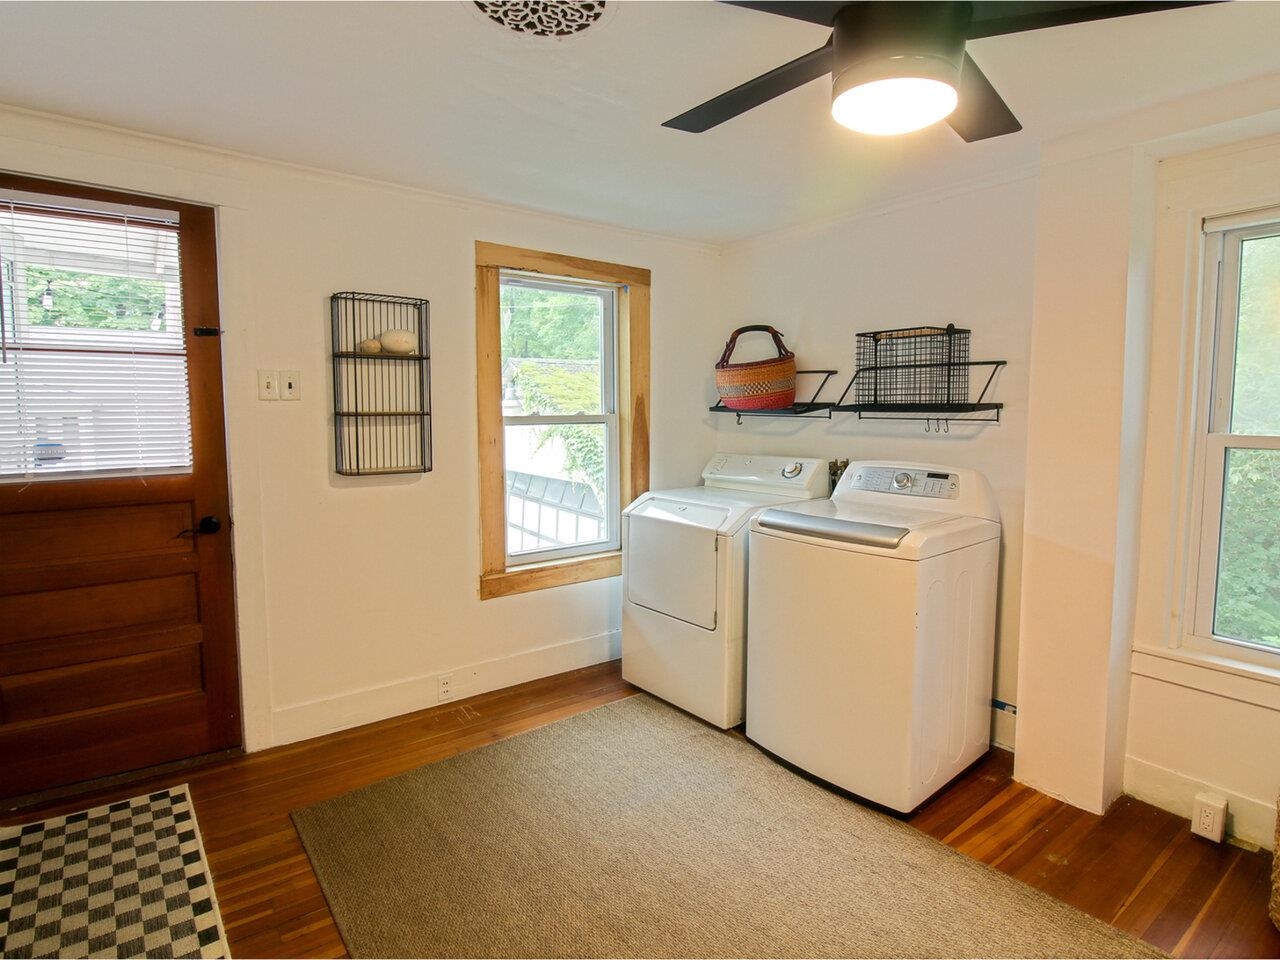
(1014, 75, 1280, 847)
(718, 175, 1040, 749)
(0, 105, 725, 751)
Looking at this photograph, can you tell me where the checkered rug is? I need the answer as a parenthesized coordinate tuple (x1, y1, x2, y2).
(0, 785, 229, 959)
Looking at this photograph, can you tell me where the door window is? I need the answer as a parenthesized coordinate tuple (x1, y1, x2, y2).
(0, 196, 191, 479)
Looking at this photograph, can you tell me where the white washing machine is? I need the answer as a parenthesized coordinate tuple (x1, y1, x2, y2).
(622, 453, 830, 728)
(745, 461, 1001, 812)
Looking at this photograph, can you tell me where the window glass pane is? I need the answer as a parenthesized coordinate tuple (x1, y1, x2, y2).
(26, 266, 168, 332)
(504, 423, 608, 556)
(1231, 234, 1280, 435)
(500, 281, 603, 416)
(0, 204, 190, 479)
(1213, 448, 1280, 650)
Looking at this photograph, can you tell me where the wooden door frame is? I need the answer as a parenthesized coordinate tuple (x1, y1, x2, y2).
(0, 171, 242, 752)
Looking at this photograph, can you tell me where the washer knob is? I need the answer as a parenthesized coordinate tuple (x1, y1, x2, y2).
(781, 461, 803, 479)
(893, 471, 913, 490)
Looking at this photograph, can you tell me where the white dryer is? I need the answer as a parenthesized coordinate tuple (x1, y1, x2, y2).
(622, 453, 830, 728)
(745, 461, 1001, 812)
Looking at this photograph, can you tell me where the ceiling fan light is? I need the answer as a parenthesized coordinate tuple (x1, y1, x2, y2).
(831, 75, 958, 136)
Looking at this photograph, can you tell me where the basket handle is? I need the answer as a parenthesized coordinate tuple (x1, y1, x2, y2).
(716, 325, 795, 369)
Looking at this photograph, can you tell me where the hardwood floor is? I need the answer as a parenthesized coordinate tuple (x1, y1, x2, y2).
(4, 660, 1277, 958)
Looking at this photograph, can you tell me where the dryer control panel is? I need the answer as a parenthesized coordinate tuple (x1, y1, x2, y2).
(846, 465, 960, 499)
(702, 453, 830, 498)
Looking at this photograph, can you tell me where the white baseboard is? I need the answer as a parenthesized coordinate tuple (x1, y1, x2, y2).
(1124, 754, 1276, 851)
(270, 630, 621, 747)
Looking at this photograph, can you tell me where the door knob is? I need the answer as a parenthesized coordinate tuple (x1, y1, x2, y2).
(177, 515, 222, 538)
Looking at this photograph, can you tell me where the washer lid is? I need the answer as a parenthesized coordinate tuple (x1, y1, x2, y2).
(757, 508, 909, 549)
(751, 498, 998, 559)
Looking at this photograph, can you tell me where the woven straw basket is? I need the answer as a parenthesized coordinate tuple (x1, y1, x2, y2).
(715, 325, 797, 411)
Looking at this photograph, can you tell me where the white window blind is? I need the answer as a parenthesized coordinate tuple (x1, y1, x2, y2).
(0, 193, 192, 480)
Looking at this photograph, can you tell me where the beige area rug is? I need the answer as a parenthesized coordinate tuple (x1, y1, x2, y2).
(293, 695, 1162, 959)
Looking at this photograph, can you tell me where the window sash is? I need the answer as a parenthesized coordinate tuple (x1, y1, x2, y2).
(498, 273, 620, 567)
(503, 413, 620, 565)
(1185, 226, 1280, 661)
(500, 274, 616, 418)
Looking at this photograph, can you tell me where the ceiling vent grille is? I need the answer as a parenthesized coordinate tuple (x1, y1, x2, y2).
(474, 1, 606, 38)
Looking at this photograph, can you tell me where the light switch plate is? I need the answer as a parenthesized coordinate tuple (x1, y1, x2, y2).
(280, 370, 300, 400)
(257, 369, 279, 401)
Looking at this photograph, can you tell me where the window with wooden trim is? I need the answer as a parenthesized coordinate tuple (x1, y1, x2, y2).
(1187, 216, 1280, 662)
(476, 242, 649, 599)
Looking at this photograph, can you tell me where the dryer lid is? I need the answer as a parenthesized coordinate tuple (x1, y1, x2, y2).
(627, 496, 731, 532)
(623, 487, 784, 534)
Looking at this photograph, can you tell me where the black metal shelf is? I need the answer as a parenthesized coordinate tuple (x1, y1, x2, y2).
(709, 400, 834, 423)
(834, 326, 1006, 427)
(331, 291, 432, 476)
(834, 401, 1002, 414)
(835, 400, 1003, 429)
(706, 325, 1009, 429)
(832, 360, 1006, 425)
(335, 410, 431, 418)
(332, 351, 428, 360)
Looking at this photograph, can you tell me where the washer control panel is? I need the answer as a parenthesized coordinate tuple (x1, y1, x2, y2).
(847, 465, 960, 499)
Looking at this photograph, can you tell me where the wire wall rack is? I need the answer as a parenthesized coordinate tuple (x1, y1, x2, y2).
(709, 369, 839, 424)
(833, 325, 1005, 428)
(330, 291, 432, 476)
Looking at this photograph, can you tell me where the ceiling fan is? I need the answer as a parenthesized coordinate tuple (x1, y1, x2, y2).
(663, 1, 1220, 141)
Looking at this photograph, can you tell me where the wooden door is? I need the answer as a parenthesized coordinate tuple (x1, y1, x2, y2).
(0, 175, 240, 796)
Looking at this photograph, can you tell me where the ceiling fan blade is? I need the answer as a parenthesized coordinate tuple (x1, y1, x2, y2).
(946, 54, 1022, 142)
(663, 40, 834, 133)
(718, 1, 848, 27)
(967, 0, 1221, 40)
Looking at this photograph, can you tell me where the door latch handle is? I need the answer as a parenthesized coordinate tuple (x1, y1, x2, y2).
(177, 515, 222, 538)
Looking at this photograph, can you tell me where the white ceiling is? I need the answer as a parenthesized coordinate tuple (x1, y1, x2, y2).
(1, 1, 1279, 244)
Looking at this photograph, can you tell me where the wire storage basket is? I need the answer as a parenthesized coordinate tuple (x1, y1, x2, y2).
(331, 291, 432, 476)
(852, 324, 970, 405)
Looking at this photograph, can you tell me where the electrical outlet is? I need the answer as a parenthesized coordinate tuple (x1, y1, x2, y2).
(280, 370, 301, 400)
(1191, 792, 1227, 842)
(437, 673, 454, 704)
(257, 369, 279, 401)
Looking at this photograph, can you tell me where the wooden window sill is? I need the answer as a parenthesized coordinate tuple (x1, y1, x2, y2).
(480, 551, 621, 600)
